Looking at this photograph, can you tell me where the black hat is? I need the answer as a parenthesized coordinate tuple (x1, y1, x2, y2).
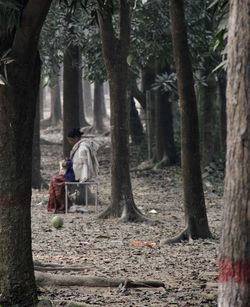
(67, 128, 83, 138)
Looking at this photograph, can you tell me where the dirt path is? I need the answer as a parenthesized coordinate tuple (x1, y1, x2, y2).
(32, 129, 222, 306)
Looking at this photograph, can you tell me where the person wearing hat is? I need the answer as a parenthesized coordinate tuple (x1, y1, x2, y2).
(47, 128, 99, 213)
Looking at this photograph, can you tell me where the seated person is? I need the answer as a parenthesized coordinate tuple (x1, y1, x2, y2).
(47, 128, 99, 213)
(59, 158, 76, 182)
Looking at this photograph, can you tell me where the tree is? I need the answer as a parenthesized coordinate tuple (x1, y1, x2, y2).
(32, 92, 43, 189)
(93, 80, 105, 133)
(129, 97, 145, 145)
(63, 44, 80, 157)
(162, 0, 211, 243)
(83, 79, 93, 117)
(49, 66, 62, 126)
(218, 72, 227, 157)
(0, 1, 52, 305)
(218, 0, 250, 305)
(78, 57, 89, 127)
(154, 89, 177, 167)
(97, 0, 147, 221)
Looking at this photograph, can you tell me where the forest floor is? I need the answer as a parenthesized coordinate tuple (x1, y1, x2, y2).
(32, 126, 224, 306)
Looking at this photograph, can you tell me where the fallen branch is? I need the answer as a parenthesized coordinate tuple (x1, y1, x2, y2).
(34, 263, 92, 272)
(36, 272, 165, 289)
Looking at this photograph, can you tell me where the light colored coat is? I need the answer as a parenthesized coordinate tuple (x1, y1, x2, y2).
(70, 139, 99, 182)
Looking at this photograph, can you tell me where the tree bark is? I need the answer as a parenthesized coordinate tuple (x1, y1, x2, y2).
(129, 97, 144, 145)
(141, 67, 156, 157)
(100, 82, 108, 118)
(202, 72, 216, 167)
(218, 75, 227, 158)
(83, 79, 93, 118)
(32, 90, 42, 189)
(39, 79, 44, 120)
(97, 1, 148, 222)
(218, 0, 250, 305)
(0, 1, 52, 304)
(169, 0, 211, 240)
(154, 89, 177, 168)
(78, 56, 89, 127)
(201, 5, 217, 167)
(93, 80, 105, 133)
(50, 66, 62, 126)
(63, 45, 80, 157)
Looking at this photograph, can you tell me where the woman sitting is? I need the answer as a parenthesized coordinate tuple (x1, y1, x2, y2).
(47, 128, 99, 213)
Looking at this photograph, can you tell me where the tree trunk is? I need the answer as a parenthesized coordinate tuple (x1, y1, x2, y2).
(93, 80, 105, 133)
(141, 66, 155, 94)
(100, 82, 108, 118)
(131, 77, 146, 110)
(154, 89, 177, 168)
(50, 71, 62, 126)
(0, 52, 40, 307)
(202, 73, 216, 167)
(218, 75, 227, 158)
(39, 79, 44, 120)
(0, 57, 40, 305)
(218, 0, 250, 305)
(141, 67, 156, 158)
(83, 79, 93, 118)
(168, 0, 211, 240)
(32, 94, 42, 189)
(78, 56, 89, 127)
(98, 0, 148, 222)
(0, 2, 52, 305)
(129, 97, 144, 145)
(63, 45, 80, 157)
(201, 5, 217, 167)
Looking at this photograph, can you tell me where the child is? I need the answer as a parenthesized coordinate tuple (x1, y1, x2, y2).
(59, 158, 76, 182)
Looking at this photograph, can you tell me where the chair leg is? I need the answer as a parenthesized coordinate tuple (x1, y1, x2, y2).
(65, 184, 68, 213)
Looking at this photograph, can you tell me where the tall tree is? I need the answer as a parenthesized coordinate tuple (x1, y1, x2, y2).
(50, 67, 62, 126)
(39, 79, 44, 120)
(98, 0, 147, 221)
(153, 64, 177, 167)
(83, 79, 93, 118)
(78, 57, 89, 127)
(129, 97, 145, 145)
(0, 1, 52, 305)
(218, 74, 227, 157)
(100, 82, 108, 119)
(63, 44, 80, 157)
(154, 89, 177, 167)
(32, 92, 43, 189)
(93, 80, 105, 133)
(218, 0, 250, 305)
(163, 0, 211, 242)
